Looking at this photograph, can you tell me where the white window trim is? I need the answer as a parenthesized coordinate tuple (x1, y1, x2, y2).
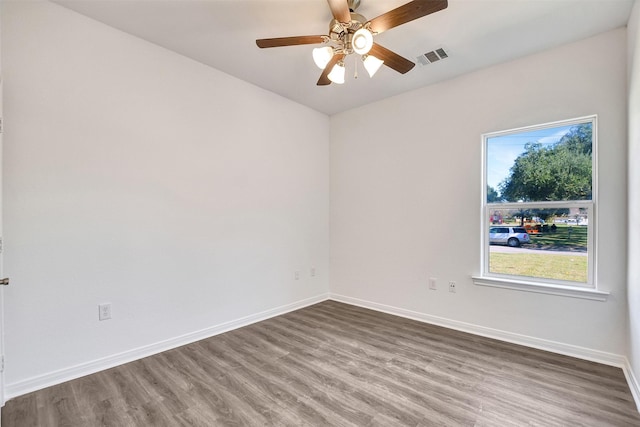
(473, 115, 608, 301)
(471, 275, 609, 301)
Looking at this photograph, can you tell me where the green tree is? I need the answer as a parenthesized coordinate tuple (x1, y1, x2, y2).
(499, 124, 592, 202)
(487, 185, 500, 202)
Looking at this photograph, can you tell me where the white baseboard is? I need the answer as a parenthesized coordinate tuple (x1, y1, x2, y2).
(623, 359, 640, 411)
(329, 293, 628, 367)
(5, 293, 330, 400)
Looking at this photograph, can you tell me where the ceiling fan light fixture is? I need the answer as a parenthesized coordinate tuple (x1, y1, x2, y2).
(327, 62, 346, 84)
(352, 28, 373, 55)
(312, 46, 334, 69)
(363, 54, 384, 77)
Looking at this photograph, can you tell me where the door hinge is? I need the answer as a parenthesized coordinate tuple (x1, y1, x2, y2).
(0, 237, 3, 254)
(1, 356, 5, 373)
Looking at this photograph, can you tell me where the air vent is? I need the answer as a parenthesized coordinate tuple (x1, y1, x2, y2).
(417, 47, 449, 66)
(435, 48, 448, 59)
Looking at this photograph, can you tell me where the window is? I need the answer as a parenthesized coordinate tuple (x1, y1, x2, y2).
(473, 116, 608, 300)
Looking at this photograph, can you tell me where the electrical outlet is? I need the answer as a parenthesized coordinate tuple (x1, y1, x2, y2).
(429, 277, 437, 290)
(98, 303, 112, 321)
(310, 267, 316, 277)
(448, 281, 456, 293)
(294, 271, 300, 280)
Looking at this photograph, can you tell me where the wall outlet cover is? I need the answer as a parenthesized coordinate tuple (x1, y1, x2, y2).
(98, 303, 112, 321)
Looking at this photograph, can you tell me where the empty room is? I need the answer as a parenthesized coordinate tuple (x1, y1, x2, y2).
(2, 0, 640, 425)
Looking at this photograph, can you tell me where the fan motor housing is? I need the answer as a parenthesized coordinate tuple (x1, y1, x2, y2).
(329, 12, 367, 41)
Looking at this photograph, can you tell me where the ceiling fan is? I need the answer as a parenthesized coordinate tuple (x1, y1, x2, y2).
(256, 0, 448, 86)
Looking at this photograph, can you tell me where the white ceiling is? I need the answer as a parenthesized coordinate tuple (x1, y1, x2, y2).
(53, 0, 634, 115)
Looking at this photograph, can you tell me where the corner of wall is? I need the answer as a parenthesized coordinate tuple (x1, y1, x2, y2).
(627, 0, 640, 411)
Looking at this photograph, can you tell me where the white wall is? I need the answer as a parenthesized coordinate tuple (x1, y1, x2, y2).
(627, 0, 640, 398)
(1, 0, 329, 393)
(331, 29, 629, 356)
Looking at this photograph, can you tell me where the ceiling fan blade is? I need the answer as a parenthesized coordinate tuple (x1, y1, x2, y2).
(326, 0, 351, 23)
(317, 53, 345, 86)
(256, 35, 326, 48)
(369, 43, 415, 74)
(368, 0, 448, 34)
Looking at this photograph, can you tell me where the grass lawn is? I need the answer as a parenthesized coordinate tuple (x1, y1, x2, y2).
(526, 224, 588, 251)
(490, 252, 588, 283)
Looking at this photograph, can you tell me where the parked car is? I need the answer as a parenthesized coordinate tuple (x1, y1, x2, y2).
(489, 226, 530, 247)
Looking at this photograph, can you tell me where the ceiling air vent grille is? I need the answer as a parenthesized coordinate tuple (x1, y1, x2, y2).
(417, 47, 449, 66)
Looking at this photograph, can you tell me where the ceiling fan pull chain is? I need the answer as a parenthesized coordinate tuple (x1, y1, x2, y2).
(354, 56, 359, 79)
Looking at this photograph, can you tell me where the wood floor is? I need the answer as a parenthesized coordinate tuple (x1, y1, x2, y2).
(3, 300, 640, 426)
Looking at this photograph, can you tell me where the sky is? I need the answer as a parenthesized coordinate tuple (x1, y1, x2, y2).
(486, 124, 574, 192)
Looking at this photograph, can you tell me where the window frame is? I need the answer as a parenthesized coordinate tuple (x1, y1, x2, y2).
(473, 115, 609, 301)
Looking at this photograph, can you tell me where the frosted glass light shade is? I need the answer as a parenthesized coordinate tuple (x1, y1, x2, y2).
(327, 62, 346, 84)
(363, 55, 384, 77)
(312, 46, 334, 69)
(352, 28, 373, 55)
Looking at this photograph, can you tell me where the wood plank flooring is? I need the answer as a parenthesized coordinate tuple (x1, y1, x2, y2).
(3, 300, 640, 426)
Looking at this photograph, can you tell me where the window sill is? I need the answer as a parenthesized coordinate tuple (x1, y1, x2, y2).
(471, 276, 609, 301)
